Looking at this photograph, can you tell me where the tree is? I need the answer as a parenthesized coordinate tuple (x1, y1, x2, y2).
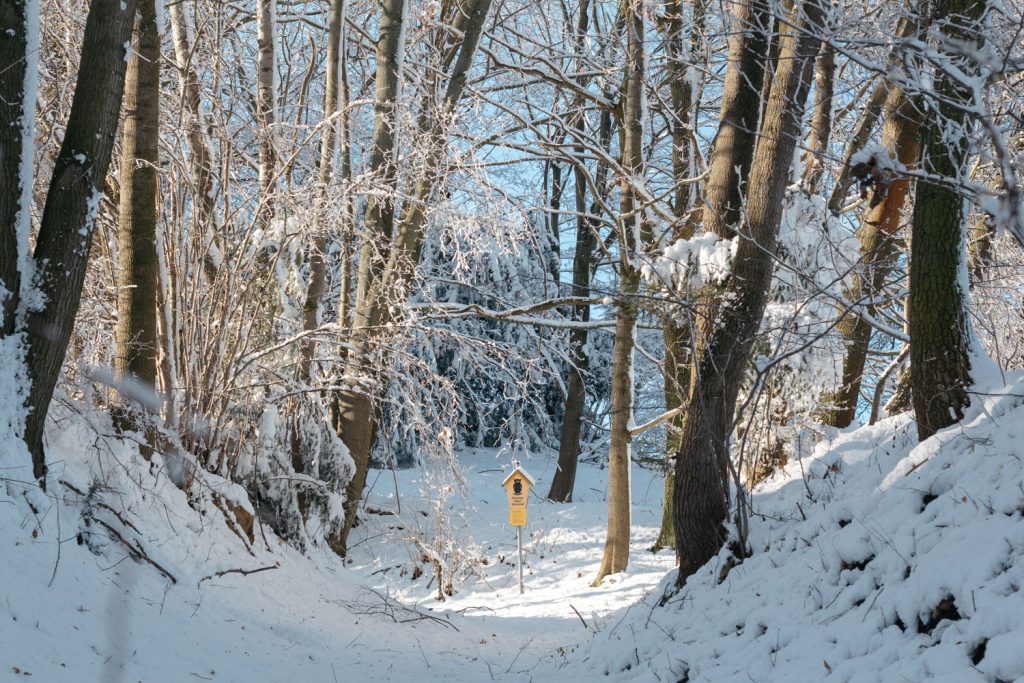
(908, 0, 987, 440)
(593, 0, 648, 584)
(650, 0, 707, 554)
(547, 0, 600, 504)
(674, 0, 826, 583)
(113, 0, 161, 443)
(819, 87, 921, 427)
(19, 0, 139, 482)
(0, 0, 34, 338)
(335, 0, 495, 552)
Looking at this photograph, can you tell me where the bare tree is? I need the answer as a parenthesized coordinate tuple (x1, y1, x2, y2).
(908, 0, 987, 439)
(21, 0, 138, 483)
(674, 0, 826, 583)
(593, 0, 648, 584)
(113, 0, 161, 443)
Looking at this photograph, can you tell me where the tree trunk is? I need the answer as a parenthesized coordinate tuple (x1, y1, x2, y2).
(548, 0, 606, 502)
(299, 0, 347, 381)
(688, 0, 770, 382)
(818, 87, 920, 427)
(256, 0, 276, 223)
(351, 0, 405, 329)
(650, 0, 707, 553)
(802, 40, 835, 194)
(23, 0, 138, 483)
(113, 0, 161, 443)
(908, 0, 986, 440)
(673, 0, 824, 584)
(700, 0, 769, 242)
(0, 0, 34, 337)
(593, 0, 646, 585)
(547, 198, 595, 502)
(168, 0, 219, 282)
(667, 0, 768, 567)
(651, 318, 689, 553)
(334, 0, 493, 553)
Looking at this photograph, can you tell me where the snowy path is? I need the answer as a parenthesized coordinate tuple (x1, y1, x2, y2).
(2, 446, 676, 682)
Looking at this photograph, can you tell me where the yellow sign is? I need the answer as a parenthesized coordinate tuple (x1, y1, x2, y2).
(502, 465, 534, 527)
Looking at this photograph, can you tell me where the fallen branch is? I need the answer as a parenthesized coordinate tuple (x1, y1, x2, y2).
(570, 603, 589, 630)
(60, 479, 141, 534)
(199, 563, 279, 585)
(92, 517, 177, 584)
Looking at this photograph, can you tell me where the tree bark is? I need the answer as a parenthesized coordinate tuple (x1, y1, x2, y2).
(351, 0, 405, 330)
(673, 0, 825, 584)
(651, 317, 689, 553)
(23, 0, 138, 483)
(802, 39, 835, 194)
(0, 0, 32, 336)
(113, 0, 161, 442)
(908, 0, 986, 441)
(651, 0, 707, 553)
(700, 0, 770, 242)
(666, 0, 768, 567)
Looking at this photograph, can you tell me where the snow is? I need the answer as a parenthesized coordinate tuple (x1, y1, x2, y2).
(554, 369, 1024, 683)
(642, 231, 738, 290)
(4, 368, 1024, 682)
(0, 406, 674, 681)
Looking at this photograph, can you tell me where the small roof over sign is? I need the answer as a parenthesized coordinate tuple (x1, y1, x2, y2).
(501, 460, 536, 487)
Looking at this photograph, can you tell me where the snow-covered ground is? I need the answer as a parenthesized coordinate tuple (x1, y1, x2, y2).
(1, 412, 674, 682)
(562, 371, 1024, 683)
(4, 372, 1024, 683)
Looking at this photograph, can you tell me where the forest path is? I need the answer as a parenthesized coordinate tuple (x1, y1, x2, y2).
(2, 442, 675, 682)
(342, 448, 678, 680)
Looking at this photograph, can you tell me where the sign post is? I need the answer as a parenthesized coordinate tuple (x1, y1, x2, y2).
(502, 460, 535, 594)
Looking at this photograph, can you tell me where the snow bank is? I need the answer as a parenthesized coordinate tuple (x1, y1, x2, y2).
(554, 373, 1024, 683)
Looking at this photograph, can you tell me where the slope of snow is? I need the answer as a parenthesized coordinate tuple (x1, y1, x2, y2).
(552, 372, 1024, 683)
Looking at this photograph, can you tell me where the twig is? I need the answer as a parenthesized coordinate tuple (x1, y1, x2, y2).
(93, 517, 177, 584)
(60, 479, 141, 534)
(505, 636, 535, 673)
(569, 603, 589, 630)
(198, 563, 279, 585)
